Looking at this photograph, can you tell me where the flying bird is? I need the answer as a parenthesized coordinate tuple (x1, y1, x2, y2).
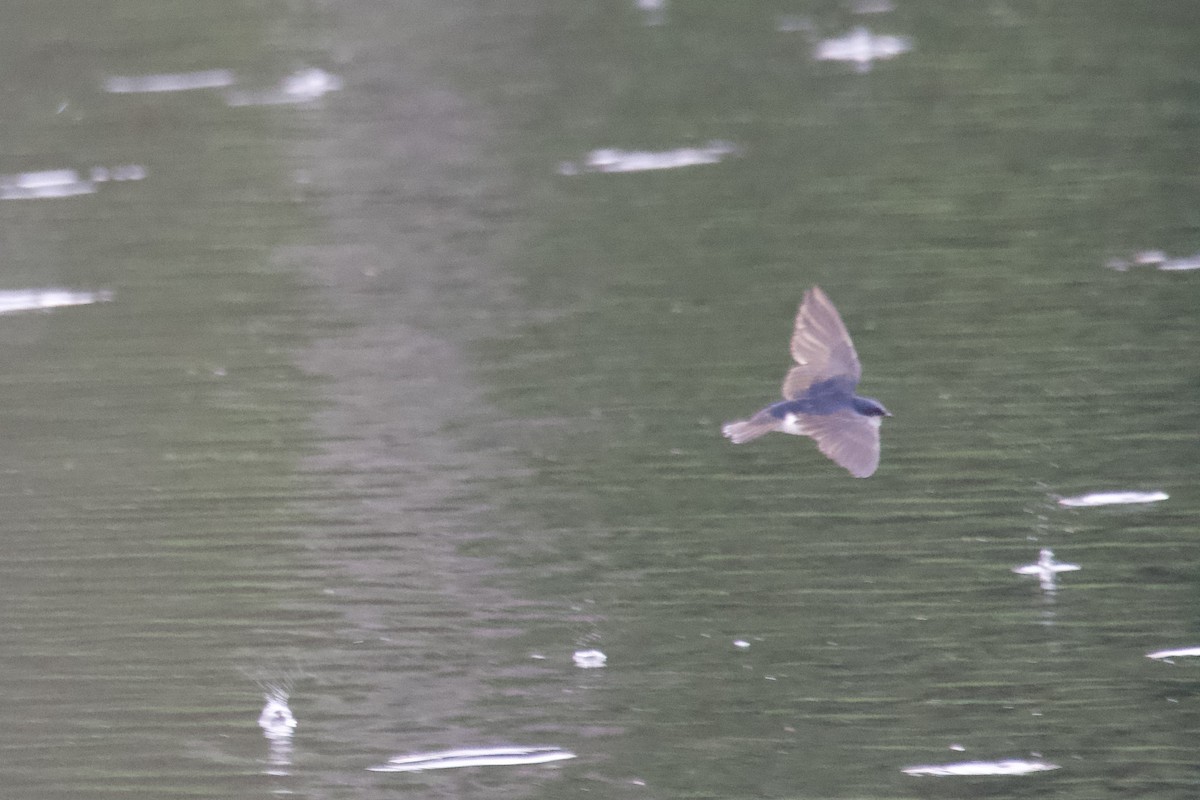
(722, 286, 890, 478)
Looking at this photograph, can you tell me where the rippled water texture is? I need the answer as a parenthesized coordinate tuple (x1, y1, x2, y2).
(0, 2, 1198, 799)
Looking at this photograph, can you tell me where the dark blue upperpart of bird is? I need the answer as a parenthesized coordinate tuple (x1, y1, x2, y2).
(722, 286, 890, 478)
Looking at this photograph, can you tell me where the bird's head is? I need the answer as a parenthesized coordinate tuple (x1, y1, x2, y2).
(854, 396, 892, 418)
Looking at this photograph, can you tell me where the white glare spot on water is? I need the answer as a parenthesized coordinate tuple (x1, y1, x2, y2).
(902, 759, 1060, 777)
(1012, 548, 1080, 593)
(368, 746, 576, 773)
(813, 27, 912, 73)
(635, 0, 667, 26)
(776, 15, 816, 34)
(1057, 490, 1168, 508)
(1147, 646, 1200, 661)
(1107, 249, 1200, 271)
(559, 141, 739, 175)
(258, 685, 297, 776)
(733, 640, 750, 649)
(0, 289, 113, 314)
(282, 68, 344, 100)
(259, 690, 297, 739)
(89, 164, 148, 183)
(849, 0, 895, 13)
(1157, 253, 1200, 271)
(226, 68, 343, 107)
(573, 648, 607, 668)
(1, 165, 145, 200)
(114, 164, 147, 181)
(0, 169, 94, 199)
(104, 69, 235, 93)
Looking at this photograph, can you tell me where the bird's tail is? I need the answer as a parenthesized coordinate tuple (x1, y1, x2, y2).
(721, 409, 780, 444)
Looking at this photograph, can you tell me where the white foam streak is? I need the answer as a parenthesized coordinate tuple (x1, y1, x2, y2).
(559, 141, 738, 175)
(0, 289, 113, 314)
(813, 27, 912, 73)
(104, 69, 235, 94)
(1057, 491, 1168, 508)
(1147, 646, 1200, 660)
(903, 759, 1060, 777)
(368, 746, 576, 773)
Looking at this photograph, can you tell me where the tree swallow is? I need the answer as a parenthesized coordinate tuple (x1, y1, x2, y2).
(722, 286, 890, 478)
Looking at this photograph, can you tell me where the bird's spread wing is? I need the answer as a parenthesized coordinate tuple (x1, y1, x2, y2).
(795, 409, 880, 478)
(782, 286, 862, 399)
